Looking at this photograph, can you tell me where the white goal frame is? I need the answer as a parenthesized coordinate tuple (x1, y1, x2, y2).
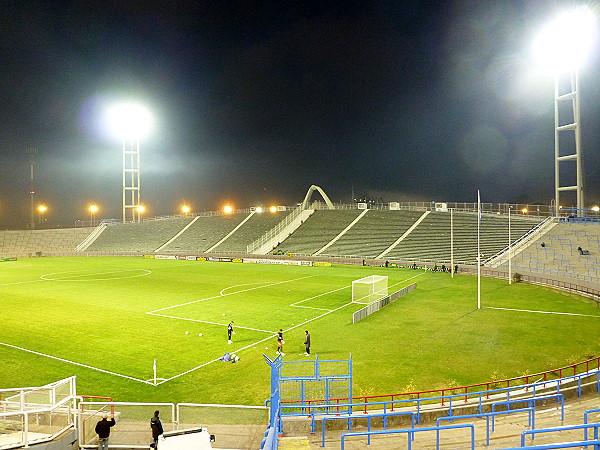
(352, 275, 388, 304)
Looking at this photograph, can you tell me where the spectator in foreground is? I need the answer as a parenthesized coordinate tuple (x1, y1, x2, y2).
(150, 410, 163, 448)
(95, 412, 115, 450)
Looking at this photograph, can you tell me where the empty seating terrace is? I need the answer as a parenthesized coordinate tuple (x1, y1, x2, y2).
(161, 213, 248, 253)
(0, 228, 95, 257)
(273, 209, 543, 263)
(273, 209, 364, 255)
(385, 211, 543, 264)
(321, 209, 423, 258)
(86, 217, 193, 253)
(209, 210, 291, 253)
(512, 222, 600, 281)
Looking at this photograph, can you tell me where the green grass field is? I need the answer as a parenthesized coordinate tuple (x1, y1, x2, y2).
(1, 256, 599, 406)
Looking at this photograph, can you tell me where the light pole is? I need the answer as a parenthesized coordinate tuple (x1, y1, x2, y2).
(107, 102, 152, 223)
(534, 6, 597, 215)
(25, 148, 37, 230)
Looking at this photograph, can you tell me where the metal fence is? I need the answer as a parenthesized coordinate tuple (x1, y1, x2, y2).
(352, 283, 417, 323)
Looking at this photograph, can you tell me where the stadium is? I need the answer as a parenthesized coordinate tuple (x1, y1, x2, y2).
(1, 185, 600, 449)
(2, 2, 600, 450)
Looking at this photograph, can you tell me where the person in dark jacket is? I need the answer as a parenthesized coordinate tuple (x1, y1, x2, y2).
(150, 410, 164, 448)
(304, 330, 311, 356)
(95, 412, 115, 450)
(227, 321, 235, 344)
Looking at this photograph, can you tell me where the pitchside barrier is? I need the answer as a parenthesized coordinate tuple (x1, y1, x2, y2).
(352, 283, 417, 324)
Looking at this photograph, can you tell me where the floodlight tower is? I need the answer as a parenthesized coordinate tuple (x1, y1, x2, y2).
(107, 103, 152, 223)
(534, 7, 597, 215)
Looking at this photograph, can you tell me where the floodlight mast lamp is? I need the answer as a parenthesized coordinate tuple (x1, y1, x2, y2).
(535, 7, 597, 216)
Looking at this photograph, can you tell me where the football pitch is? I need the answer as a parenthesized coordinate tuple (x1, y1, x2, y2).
(1, 256, 599, 406)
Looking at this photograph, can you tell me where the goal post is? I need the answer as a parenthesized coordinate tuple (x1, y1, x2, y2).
(352, 275, 388, 303)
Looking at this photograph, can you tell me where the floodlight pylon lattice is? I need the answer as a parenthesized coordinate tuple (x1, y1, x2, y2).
(122, 138, 141, 223)
(554, 68, 584, 213)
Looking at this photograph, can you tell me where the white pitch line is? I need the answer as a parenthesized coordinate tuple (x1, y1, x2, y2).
(146, 312, 276, 334)
(220, 282, 269, 296)
(289, 285, 348, 307)
(0, 341, 150, 384)
(41, 269, 152, 281)
(390, 272, 425, 288)
(147, 275, 317, 314)
(0, 268, 155, 286)
(0, 279, 46, 287)
(292, 305, 331, 311)
(485, 306, 600, 318)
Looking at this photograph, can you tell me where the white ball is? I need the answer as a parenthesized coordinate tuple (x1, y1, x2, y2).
(198, 333, 203, 337)
(265, 347, 269, 349)
(185, 331, 189, 335)
(222, 313, 226, 316)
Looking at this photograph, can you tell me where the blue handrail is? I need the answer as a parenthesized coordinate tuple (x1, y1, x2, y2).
(317, 411, 415, 447)
(437, 407, 535, 447)
(521, 423, 600, 446)
(340, 423, 475, 450)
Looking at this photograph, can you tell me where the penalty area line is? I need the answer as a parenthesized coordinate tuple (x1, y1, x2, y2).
(0, 341, 151, 385)
(148, 274, 318, 314)
(484, 306, 600, 318)
(146, 312, 277, 334)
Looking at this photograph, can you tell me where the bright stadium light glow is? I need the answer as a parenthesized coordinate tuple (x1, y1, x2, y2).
(533, 6, 597, 214)
(137, 205, 145, 213)
(592, 206, 600, 212)
(223, 205, 233, 214)
(255, 207, 263, 213)
(521, 208, 528, 214)
(37, 204, 48, 224)
(89, 204, 99, 226)
(106, 102, 153, 140)
(181, 205, 190, 214)
(534, 6, 597, 71)
(269, 206, 277, 213)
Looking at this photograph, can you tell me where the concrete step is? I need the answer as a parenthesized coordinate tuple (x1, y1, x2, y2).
(278, 435, 311, 449)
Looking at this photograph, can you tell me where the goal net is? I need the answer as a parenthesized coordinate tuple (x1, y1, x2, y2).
(352, 275, 388, 303)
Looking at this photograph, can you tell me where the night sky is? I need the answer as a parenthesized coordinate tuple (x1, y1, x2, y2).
(1, 0, 599, 228)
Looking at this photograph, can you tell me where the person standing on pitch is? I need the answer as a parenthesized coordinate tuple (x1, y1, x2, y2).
(304, 330, 311, 356)
(95, 412, 115, 450)
(150, 410, 163, 448)
(228, 321, 234, 344)
(276, 329, 284, 355)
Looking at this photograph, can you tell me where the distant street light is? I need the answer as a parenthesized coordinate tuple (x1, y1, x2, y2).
(534, 6, 597, 215)
(106, 102, 153, 223)
(37, 204, 48, 225)
(181, 205, 190, 215)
